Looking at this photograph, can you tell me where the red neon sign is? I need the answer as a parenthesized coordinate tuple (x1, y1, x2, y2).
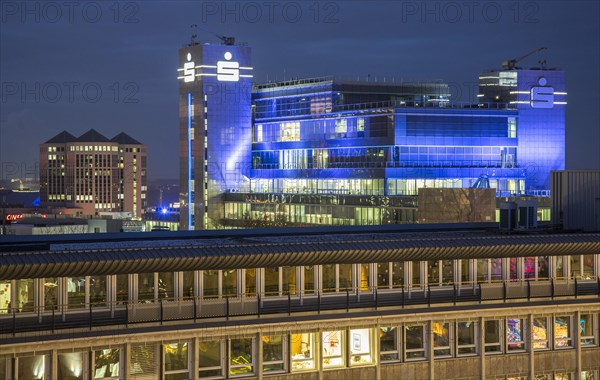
(6, 214, 23, 222)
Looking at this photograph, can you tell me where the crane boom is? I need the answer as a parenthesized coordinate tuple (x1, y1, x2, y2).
(501, 47, 547, 70)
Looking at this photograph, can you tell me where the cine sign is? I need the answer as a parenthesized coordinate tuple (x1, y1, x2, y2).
(6, 214, 23, 222)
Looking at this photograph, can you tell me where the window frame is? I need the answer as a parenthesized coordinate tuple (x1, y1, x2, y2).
(349, 328, 373, 366)
(432, 321, 452, 358)
(262, 335, 287, 374)
(483, 319, 503, 354)
(163, 341, 191, 379)
(554, 315, 573, 349)
(506, 317, 527, 352)
(580, 314, 598, 347)
(198, 339, 225, 379)
(379, 326, 401, 363)
(456, 321, 477, 356)
(532, 316, 550, 350)
(290, 332, 316, 372)
(404, 324, 426, 361)
(228, 337, 255, 377)
(322, 330, 345, 369)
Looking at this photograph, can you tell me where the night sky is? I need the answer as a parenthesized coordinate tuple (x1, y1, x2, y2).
(1, 0, 599, 180)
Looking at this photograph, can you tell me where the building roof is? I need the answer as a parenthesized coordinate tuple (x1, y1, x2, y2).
(110, 132, 142, 145)
(75, 129, 110, 143)
(44, 131, 77, 144)
(0, 225, 598, 280)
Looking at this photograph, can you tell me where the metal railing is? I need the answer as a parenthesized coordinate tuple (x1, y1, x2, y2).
(0, 277, 598, 339)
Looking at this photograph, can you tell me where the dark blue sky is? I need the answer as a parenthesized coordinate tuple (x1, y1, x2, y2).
(1, 0, 599, 180)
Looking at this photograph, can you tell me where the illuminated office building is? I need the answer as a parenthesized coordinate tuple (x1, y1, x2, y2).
(178, 40, 565, 230)
(40, 130, 148, 219)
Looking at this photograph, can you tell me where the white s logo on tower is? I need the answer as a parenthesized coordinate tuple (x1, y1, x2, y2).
(217, 52, 240, 82)
(530, 77, 554, 108)
(183, 53, 195, 83)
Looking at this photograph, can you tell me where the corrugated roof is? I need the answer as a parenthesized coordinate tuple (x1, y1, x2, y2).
(0, 233, 598, 280)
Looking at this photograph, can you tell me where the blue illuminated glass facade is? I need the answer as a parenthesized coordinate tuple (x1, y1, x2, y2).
(178, 43, 253, 230)
(249, 78, 528, 198)
(179, 44, 565, 229)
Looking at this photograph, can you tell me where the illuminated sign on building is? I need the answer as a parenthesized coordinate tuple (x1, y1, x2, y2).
(217, 52, 240, 82)
(177, 51, 252, 83)
(6, 214, 23, 222)
(183, 53, 195, 83)
(530, 77, 554, 109)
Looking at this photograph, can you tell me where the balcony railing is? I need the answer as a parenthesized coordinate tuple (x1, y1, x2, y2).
(1, 278, 598, 340)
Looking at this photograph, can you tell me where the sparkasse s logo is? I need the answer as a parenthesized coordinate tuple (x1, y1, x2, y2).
(183, 53, 195, 83)
(217, 52, 240, 82)
(530, 77, 554, 108)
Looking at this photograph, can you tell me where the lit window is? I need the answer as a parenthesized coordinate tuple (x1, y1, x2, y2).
(580, 314, 597, 347)
(554, 316, 573, 348)
(322, 331, 344, 368)
(349, 328, 372, 366)
(94, 349, 120, 379)
(433, 322, 451, 357)
(357, 118, 365, 132)
(335, 118, 347, 134)
(58, 352, 84, 379)
(507, 318, 526, 351)
(291, 333, 315, 372)
(508, 117, 517, 138)
(533, 317, 549, 350)
(256, 125, 263, 142)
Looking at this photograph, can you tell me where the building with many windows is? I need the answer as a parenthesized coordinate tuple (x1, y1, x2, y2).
(39, 129, 148, 219)
(0, 224, 598, 379)
(178, 40, 565, 230)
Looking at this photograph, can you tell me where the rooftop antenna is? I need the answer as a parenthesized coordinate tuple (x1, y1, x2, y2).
(192, 24, 236, 46)
(190, 24, 198, 45)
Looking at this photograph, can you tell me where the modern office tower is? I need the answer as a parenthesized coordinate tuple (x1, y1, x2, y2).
(0, 225, 599, 379)
(39, 129, 147, 218)
(478, 69, 566, 193)
(177, 39, 253, 230)
(179, 40, 565, 230)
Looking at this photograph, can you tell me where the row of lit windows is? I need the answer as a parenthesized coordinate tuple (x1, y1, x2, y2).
(249, 178, 527, 196)
(1, 317, 598, 379)
(0, 256, 596, 313)
(69, 145, 119, 152)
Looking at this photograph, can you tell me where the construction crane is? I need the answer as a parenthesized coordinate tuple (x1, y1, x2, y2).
(501, 47, 547, 70)
(189, 24, 235, 46)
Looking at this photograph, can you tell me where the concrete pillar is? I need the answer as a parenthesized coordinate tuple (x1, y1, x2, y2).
(317, 331, 324, 380)
(529, 314, 534, 379)
(429, 321, 435, 380)
(51, 350, 58, 380)
(193, 337, 200, 380)
(257, 332, 263, 380)
(480, 316, 486, 380)
(375, 322, 381, 380)
(576, 311, 582, 380)
(123, 343, 131, 380)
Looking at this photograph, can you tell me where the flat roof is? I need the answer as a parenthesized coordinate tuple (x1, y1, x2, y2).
(0, 224, 599, 280)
